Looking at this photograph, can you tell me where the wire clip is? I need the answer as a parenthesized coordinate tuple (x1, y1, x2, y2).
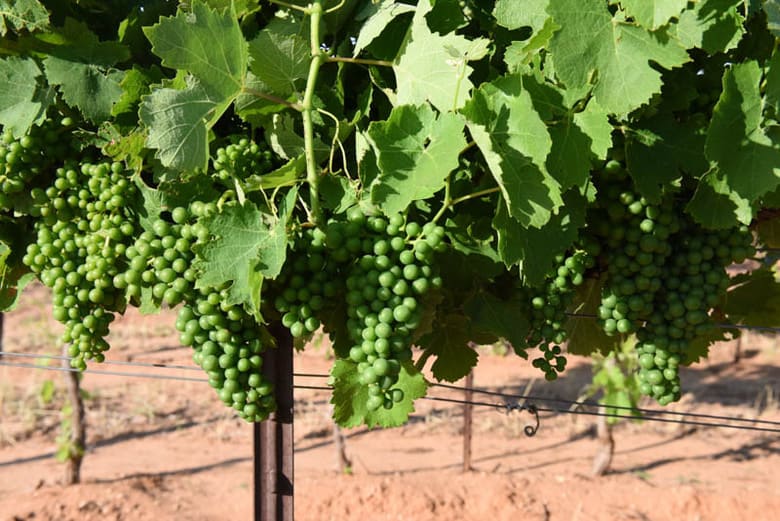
(504, 401, 540, 437)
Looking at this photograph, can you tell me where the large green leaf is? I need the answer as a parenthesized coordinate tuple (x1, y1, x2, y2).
(493, 0, 549, 32)
(492, 190, 585, 283)
(139, 77, 221, 172)
(141, 1, 247, 169)
(565, 275, 621, 356)
(368, 104, 466, 215)
(547, 99, 612, 189)
(37, 19, 129, 122)
(626, 113, 708, 202)
(463, 292, 531, 352)
(765, 48, 780, 118)
(248, 28, 309, 96)
(331, 360, 427, 428)
(416, 312, 478, 382)
(619, 0, 688, 30)
(44, 59, 124, 123)
(394, 0, 489, 112)
(672, 0, 744, 53)
(143, 0, 246, 100)
(194, 193, 294, 312)
(0, 239, 34, 312)
(547, 0, 690, 115)
(353, 0, 415, 57)
(705, 60, 780, 201)
(0, 0, 48, 36)
(686, 172, 753, 228)
(723, 267, 780, 327)
(462, 74, 561, 228)
(0, 56, 52, 136)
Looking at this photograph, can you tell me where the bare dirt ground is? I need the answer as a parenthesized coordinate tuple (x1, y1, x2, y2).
(1, 283, 779, 521)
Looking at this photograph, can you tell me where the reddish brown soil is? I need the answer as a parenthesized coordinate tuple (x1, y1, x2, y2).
(1, 284, 779, 521)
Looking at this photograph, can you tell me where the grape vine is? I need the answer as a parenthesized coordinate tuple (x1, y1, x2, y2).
(1, 0, 779, 427)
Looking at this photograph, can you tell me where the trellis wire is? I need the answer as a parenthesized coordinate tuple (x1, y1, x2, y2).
(0, 360, 208, 383)
(2, 354, 779, 433)
(284, 385, 780, 434)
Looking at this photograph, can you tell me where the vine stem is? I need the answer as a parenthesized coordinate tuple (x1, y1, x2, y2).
(450, 187, 501, 206)
(302, 0, 325, 226)
(431, 186, 501, 224)
(326, 56, 394, 67)
(241, 87, 302, 111)
(268, 0, 309, 12)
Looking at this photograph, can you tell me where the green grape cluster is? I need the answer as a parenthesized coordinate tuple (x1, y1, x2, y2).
(524, 250, 592, 380)
(585, 155, 756, 404)
(121, 204, 207, 308)
(332, 210, 443, 411)
(22, 161, 138, 369)
(634, 222, 754, 404)
(0, 117, 75, 210)
(212, 137, 275, 185)
(176, 286, 276, 422)
(269, 208, 443, 412)
(589, 160, 678, 337)
(273, 228, 340, 337)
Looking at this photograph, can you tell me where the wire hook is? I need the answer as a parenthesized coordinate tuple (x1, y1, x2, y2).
(504, 401, 540, 437)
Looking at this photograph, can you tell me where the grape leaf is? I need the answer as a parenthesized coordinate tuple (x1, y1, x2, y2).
(248, 28, 309, 96)
(368, 104, 466, 215)
(767, 0, 780, 37)
(619, 0, 688, 30)
(547, 0, 690, 115)
(112, 65, 165, 119)
(243, 155, 306, 192)
(766, 48, 780, 117)
(723, 267, 780, 327)
(33, 17, 128, 65)
(672, 0, 744, 53)
(548, 99, 612, 189)
(493, 0, 549, 32)
(492, 190, 586, 283)
(143, 0, 246, 100)
(139, 77, 222, 172)
(686, 171, 753, 228)
(463, 292, 530, 351)
(756, 216, 780, 247)
(626, 113, 708, 202)
(515, 75, 610, 190)
(416, 312, 478, 382)
(565, 275, 621, 356)
(34, 18, 130, 122)
(0, 56, 52, 136)
(0, 0, 48, 36)
(353, 0, 415, 57)
(0, 239, 34, 312)
(504, 18, 559, 71)
(194, 192, 294, 310)
(331, 359, 427, 428)
(705, 60, 780, 201)
(141, 1, 247, 169)
(44, 59, 124, 123)
(394, 0, 489, 112)
(462, 74, 561, 228)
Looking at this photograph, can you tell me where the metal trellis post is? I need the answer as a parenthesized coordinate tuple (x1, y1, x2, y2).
(255, 326, 294, 521)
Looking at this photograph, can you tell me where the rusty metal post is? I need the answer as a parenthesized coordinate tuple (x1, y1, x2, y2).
(255, 326, 294, 521)
(462, 370, 473, 472)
